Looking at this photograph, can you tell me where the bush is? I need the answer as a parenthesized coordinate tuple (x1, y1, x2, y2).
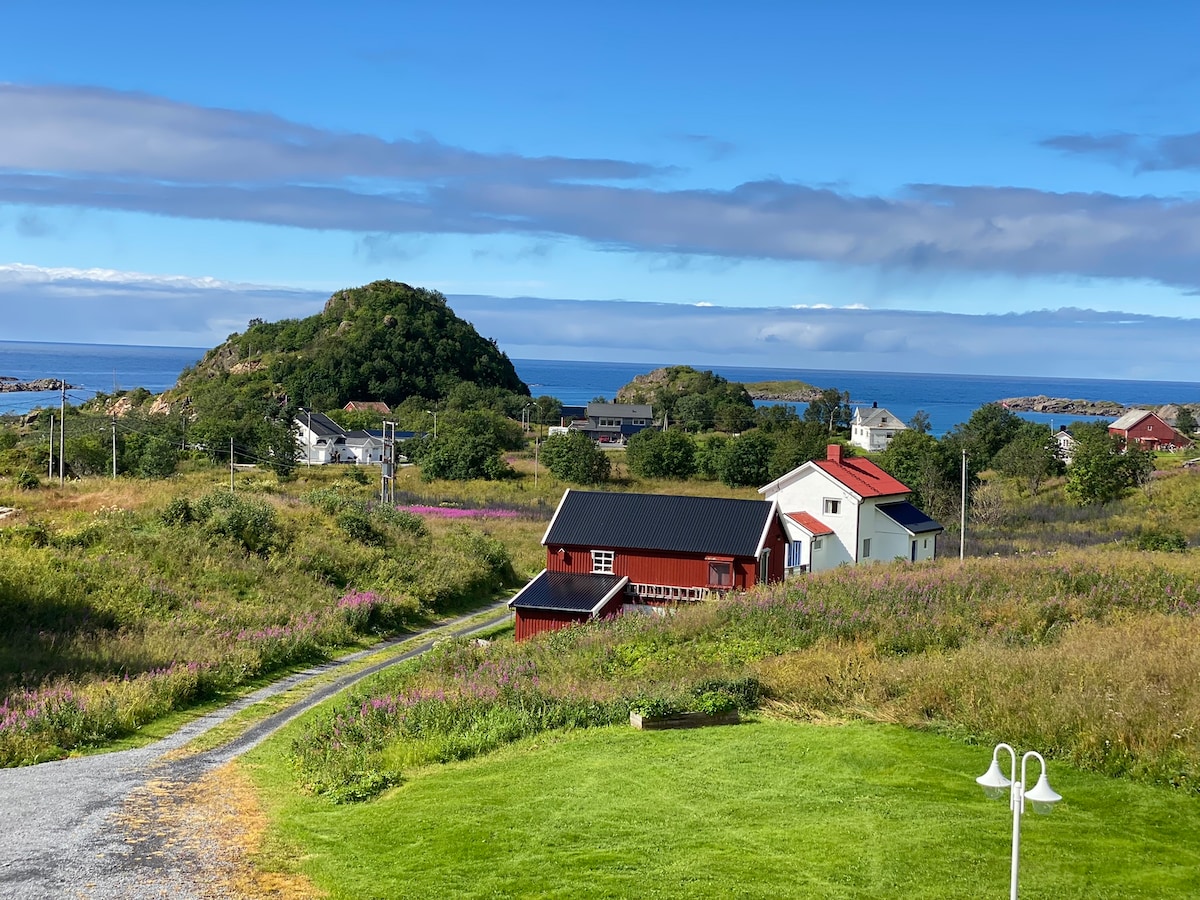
(192, 490, 280, 554)
(1131, 528, 1188, 552)
(14, 470, 39, 490)
(336, 507, 385, 546)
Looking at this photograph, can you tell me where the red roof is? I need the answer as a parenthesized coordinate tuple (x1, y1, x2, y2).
(786, 512, 834, 535)
(816, 444, 910, 497)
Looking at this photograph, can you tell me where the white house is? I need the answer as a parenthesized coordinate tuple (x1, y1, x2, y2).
(758, 444, 943, 575)
(1054, 426, 1077, 464)
(850, 403, 907, 452)
(295, 409, 402, 465)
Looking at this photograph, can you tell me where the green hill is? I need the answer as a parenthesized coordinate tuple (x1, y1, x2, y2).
(175, 279, 527, 412)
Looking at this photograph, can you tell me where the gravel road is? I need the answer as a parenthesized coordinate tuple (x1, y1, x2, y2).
(0, 604, 510, 899)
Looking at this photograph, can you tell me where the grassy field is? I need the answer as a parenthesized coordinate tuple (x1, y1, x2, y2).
(243, 717, 1200, 899)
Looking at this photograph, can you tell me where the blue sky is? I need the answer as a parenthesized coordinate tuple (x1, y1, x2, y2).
(3, 1, 1200, 380)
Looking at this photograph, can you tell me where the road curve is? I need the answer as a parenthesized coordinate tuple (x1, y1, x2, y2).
(0, 603, 511, 899)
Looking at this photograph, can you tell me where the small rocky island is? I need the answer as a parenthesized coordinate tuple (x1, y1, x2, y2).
(0, 377, 75, 393)
(998, 395, 1200, 421)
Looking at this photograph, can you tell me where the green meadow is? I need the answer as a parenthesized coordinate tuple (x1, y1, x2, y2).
(245, 718, 1200, 899)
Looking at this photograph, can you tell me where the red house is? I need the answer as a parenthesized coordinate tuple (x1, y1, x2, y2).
(1108, 409, 1191, 451)
(509, 489, 787, 641)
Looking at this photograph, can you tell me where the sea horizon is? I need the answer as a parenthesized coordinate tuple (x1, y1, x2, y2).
(3, 339, 1199, 436)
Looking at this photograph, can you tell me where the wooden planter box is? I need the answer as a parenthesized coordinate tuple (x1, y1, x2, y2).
(629, 710, 740, 730)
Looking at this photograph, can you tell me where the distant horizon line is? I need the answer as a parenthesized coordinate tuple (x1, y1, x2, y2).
(3, 338, 1200, 389)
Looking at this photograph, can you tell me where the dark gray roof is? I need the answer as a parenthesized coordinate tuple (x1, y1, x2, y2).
(299, 410, 345, 439)
(587, 403, 653, 419)
(508, 570, 628, 614)
(877, 501, 943, 534)
(543, 490, 776, 558)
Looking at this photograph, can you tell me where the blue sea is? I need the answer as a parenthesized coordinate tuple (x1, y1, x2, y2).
(3, 341, 1199, 437)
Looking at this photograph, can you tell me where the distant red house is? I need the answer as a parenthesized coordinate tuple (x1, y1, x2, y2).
(343, 400, 392, 415)
(508, 490, 786, 641)
(1108, 409, 1191, 451)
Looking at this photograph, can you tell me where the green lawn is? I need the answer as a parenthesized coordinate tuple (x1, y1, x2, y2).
(244, 719, 1200, 899)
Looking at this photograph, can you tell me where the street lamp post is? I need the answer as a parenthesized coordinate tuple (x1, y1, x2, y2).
(976, 743, 1063, 900)
(425, 409, 438, 440)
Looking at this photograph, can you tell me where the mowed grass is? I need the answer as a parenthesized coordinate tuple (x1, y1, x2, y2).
(243, 718, 1200, 900)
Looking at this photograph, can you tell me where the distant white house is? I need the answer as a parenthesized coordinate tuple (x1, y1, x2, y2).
(759, 444, 942, 575)
(850, 403, 907, 452)
(1054, 426, 1078, 464)
(295, 409, 414, 465)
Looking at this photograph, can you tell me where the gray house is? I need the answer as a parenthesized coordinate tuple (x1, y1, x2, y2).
(566, 402, 656, 444)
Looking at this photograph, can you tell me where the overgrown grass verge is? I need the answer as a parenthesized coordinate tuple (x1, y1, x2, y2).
(0, 470, 537, 764)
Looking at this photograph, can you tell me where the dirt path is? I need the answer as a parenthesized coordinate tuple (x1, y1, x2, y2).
(0, 604, 510, 899)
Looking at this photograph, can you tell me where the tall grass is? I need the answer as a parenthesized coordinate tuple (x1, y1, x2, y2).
(0, 471, 526, 764)
(289, 548, 1200, 801)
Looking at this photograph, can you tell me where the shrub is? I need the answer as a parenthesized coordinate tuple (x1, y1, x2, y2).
(336, 507, 385, 547)
(14, 470, 38, 490)
(193, 490, 280, 554)
(1131, 528, 1188, 552)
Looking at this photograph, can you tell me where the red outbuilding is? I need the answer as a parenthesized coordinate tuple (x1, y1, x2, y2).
(1108, 409, 1191, 451)
(509, 489, 786, 641)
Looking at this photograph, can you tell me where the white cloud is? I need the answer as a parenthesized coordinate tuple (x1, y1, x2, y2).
(6, 85, 1200, 294)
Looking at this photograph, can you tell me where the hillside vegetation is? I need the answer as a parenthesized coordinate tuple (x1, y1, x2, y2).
(177, 280, 527, 412)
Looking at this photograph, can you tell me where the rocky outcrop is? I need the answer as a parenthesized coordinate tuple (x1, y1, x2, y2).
(997, 396, 1199, 421)
(998, 396, 1128, 416)
(0, 378, 75, 393)
(744, 383, 825, 402)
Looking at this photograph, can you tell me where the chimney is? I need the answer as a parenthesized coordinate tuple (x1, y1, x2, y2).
(872, 401, 878, 408)
(827, 443, 842, 464)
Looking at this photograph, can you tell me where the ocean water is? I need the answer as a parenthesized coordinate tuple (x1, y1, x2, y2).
(2, 341, 1199, 437)
(514, 358, 1200, 437)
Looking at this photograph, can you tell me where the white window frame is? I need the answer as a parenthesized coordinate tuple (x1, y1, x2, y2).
(591, 550, 614, 574)
(862, 538, 871, 559)
(823, 498, 841, 515)
(813, 537, 823, 550)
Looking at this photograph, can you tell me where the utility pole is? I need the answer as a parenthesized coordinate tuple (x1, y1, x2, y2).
(960, 449, 968, 560)
(59, 382, 65, 486)
(381, 421, 395, 504)
(230, 437, 235, 491)
(48, 415, 54, 479)
(111, 416, 117, 478)
(306, 409, 312, 467)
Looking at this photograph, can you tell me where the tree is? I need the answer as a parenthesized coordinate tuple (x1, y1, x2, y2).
(803, 388, 851, 434)
(945, 403, 1024, 471)
(1065, 422, 1145, 505)
(418, 427, 513, 482)
(713, 401, 755, 434)
(719, 432, 774, 487)
(991, 422, 1061, 494)
(879, 429, 958, 520)
(1175, 407, 1197, 437)
(694, 435, 728, 480)
(767, 421, 830, 480)
(672, 394, 714, 432)
(539, 432, 611, 484)
(625, 429, 697, 480)
(908, 410, 932, 435)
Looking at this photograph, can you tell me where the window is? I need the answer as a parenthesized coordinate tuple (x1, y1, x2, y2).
(787, 540, 803, 568)
(813, 537, 823, 550)
(591, 550, 614, 574)
(758, 549, 771, 583)
(823, 498, 841, 515)
(598, 417, 620, 427)
(862, 538, 871, 559)
(632, 419, 647, 426)
(708, 561, 732, 587)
